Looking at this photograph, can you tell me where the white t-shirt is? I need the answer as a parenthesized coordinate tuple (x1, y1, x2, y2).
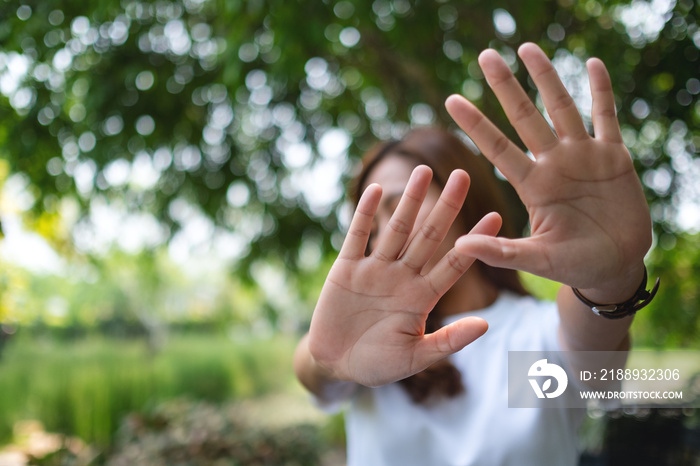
(321, 292, 586, 466)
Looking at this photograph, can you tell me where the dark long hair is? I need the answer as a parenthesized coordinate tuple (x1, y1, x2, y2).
(352, 127, 529, 404)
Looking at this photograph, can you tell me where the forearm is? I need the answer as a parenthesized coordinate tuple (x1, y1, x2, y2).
(293, 334, 357, 403)
(557, 263, 645, 352)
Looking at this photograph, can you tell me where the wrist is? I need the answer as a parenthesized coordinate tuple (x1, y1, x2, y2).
(574, 262, 646, 305)
(302, 333, 348, 384)
(295, 335, 358, 404)
(572, 263, 659, 320)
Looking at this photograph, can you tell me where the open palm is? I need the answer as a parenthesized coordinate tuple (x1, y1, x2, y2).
(446, 43, 651, 294)
(307, 168, 497, 387)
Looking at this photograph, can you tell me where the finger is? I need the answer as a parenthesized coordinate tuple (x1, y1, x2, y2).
(454, 234, 552, 278)
(477, 48, 558, 154)
(517, 43, 589, 141)
(373, 165, 432, 262)
(338, 183, 382, 260)
(445, 94, 533, 187)
(423, 212, 503, 297)
(587, 57, 623, 143)
(400, 169, 470, 270)
(412, 316, 488, 372)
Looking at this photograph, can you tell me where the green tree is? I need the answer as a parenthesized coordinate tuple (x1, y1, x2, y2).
(1, 0, 699, 342)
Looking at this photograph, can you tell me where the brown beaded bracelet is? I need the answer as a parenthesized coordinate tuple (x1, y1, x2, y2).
(572, 267, 660, 320)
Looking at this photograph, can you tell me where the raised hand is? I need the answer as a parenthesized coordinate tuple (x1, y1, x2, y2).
(445, 43, 651, 299)
(306, 166, 498, 387)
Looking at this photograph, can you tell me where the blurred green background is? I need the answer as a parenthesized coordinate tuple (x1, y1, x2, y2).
(1, 0, 699, 464)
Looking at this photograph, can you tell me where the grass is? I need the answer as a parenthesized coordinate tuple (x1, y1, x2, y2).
(0, 332, 300, 446)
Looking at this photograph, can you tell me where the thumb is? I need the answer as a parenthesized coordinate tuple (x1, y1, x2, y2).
(413, 316, 488, 371)
(455, 234, 541, 274)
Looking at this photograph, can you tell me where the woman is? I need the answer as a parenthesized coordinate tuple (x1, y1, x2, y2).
(294, 43, 655, 465)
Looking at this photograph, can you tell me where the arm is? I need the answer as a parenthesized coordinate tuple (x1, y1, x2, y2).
(556, 283, 636, 352)
(445, 43, 653, 352)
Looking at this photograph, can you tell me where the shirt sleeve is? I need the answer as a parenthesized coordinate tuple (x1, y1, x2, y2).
(309, 380, 358, 414)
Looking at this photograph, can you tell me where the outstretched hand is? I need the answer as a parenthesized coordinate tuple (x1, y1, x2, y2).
(446, 43, 651, 298)
(307, 167, 499, 387)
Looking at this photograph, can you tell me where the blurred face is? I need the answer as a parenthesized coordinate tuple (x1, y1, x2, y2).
(362, 154, 466, 271)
